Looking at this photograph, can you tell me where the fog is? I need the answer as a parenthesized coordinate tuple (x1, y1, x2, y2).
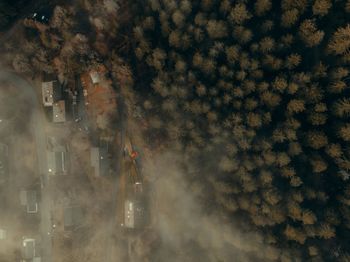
(0, 72, 41, 260)
(125, 152, 293, 262)
(0, 67, 302, 262)
(0, 67, 294, 262)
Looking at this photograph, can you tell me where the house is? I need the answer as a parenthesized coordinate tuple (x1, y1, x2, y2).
(22, 238, 35, 260)
(20, 190, 38, 213)
(124, 199, 144, 229)
(64, 206, 83, 231)
(42, 81, 61, 107)
(89, 71, 100, 85)
(124, 200, 134, 228)
(47, 151, 69, 175)
(90, 146, 110, 177)
(0, 143, 8, 184)
(22, 238, 41, 261)
(52, 100, 66, 123)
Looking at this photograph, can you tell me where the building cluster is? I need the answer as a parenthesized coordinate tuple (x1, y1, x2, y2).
(0, 65, 147, 261)
(42, 80, 66, 123)
(0, 141, 43, 261)
(39, 70, 116, 258)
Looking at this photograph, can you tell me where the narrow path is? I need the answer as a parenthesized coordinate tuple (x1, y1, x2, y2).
(104, 95, 128, 262)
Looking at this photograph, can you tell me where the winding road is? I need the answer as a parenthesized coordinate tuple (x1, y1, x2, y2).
(0, 70, 52, 262)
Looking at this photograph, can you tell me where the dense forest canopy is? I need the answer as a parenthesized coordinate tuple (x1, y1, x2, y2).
(130, 0, 350, 261)
(0, 0, 32, 31)
(0, 0, 64, 32)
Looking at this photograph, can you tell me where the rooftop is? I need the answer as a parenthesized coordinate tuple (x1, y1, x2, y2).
(47, 151, 68, 175)
(89, 71, 100, 84)
(42, 81, 61, 107)
(20, 190, 38, 213)
(90, 146, 110, 177)
(124, 200, 145, 229)
(22, 238, 35, 260)
(52, 100, 66, 123)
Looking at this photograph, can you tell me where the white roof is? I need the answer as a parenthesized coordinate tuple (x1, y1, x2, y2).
(47, 151, 67, 175)
(124, 200, 134, 228)
(89, 71, 100, 84)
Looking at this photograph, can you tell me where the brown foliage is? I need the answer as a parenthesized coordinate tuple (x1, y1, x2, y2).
(312, 0, 332, 16)
(333, 98, 350, 117)
(307, 131, 328, 149)
(206, 20, 228, 39)
(339, 124, 350, 142)
(254, 0, 272, 16)
(318, 223, 336, 239)
(328, 24, 350, 55)
(281, 9, 299, 28)
(229, 3, 252, 24)
(301, 209, 317, 225)
(299, 19, 324, 47)
(287, 99, 305, 114)
(284, 225, 307, 244)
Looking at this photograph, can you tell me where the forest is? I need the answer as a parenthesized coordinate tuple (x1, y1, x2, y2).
(0, 0, 35, 31)
(2, 0, 350, 261)
(130, 0, 350, 261)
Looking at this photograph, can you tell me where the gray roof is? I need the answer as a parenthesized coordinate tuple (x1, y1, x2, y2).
(64, 206, 83, 230)
(52, 100, 66, 123)
(47, 151, 68, 175)
(42, 81, 61, 107)
(90, 147, 110, 177)
(124, 199, 144, 229)
(22, 239, 35, 260)
(20, 190, 38, 213)
(26, 191, 38, 213)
